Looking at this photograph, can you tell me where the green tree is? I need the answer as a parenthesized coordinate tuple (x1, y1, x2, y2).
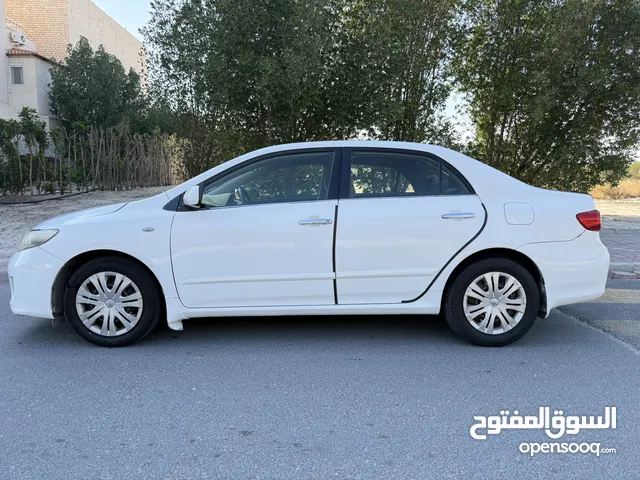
(0, 118, 21, 194)
(453, 0, 640, 192)
(340, 0, 460, 145)
(19, 108, 48, 194)
(0, 108, 49, 194)
(143, 0, 462, 176)
(50, 38, 144, 128)
(144, 0, 353, 175)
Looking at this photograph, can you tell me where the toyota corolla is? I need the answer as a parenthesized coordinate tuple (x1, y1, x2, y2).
(8, 141, 610, 347)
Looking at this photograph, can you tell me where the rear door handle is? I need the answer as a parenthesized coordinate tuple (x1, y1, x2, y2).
(441, 212, 475, 219)
(298, 218, 333, 226)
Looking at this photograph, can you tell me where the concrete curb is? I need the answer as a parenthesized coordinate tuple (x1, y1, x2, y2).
(611, 271, 638, 280)
(609, 262, 640, 274)
(608, 262, 640, 280)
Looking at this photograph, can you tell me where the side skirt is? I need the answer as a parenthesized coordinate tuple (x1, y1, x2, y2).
(168, 290, 444, 324)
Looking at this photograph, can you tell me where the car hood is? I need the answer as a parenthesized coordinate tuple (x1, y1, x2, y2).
(35, 203, 128, 229)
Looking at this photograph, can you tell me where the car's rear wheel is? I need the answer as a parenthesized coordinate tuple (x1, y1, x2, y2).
(63, 256, 162, 347)
(443, 257, 539, 346)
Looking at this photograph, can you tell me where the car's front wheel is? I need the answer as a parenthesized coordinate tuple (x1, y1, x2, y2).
(63, 256, 162, 347)
(443, 257, 540, 347)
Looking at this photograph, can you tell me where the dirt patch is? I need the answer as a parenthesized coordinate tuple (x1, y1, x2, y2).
(595, 198, 640, 230)
(0, 187, 169, 276)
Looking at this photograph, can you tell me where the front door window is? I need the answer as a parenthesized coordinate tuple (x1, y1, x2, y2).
(201, 151, 335, 208)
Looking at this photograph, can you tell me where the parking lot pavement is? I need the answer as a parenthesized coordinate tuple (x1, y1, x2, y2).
(560, 279, 640, 350)
(600, 228, 640, 264)
(0, 282, 638, 480)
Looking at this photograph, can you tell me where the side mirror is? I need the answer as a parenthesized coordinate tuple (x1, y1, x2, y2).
(183, 185, 201, 209)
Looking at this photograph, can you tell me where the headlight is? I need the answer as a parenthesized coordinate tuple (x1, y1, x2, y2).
(19, 229, 59, 251)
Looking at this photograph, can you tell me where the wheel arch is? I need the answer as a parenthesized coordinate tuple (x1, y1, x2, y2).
(441, 248, 547, 317)
(52, 249, 166, 317)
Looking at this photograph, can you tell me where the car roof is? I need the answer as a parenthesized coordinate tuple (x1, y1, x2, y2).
(242, 140, 449, 157)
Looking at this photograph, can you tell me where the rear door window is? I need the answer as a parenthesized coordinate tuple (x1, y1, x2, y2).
(347, 150, 471, 198)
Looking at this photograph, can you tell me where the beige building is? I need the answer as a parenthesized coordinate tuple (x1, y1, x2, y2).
(1, 0, 57, 127)
(5, 46, 58, 128)
(0, 0, 10, 119)
(5, 0, 144, 76)
(2, 0, 57, 127)
(2, 0, 145, 126)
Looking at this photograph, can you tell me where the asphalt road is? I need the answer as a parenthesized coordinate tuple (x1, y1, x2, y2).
(0, 281, 638, 480)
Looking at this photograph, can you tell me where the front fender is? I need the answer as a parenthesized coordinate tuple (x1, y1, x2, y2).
(40, 194, 178, 299)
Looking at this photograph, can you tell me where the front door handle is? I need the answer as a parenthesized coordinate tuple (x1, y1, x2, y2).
(441, 212, 475, 219)
(298, 218, 333, 226)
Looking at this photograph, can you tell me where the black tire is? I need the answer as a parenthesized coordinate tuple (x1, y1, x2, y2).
(63, 256, 163, 347)
(443, 257, 540, 347)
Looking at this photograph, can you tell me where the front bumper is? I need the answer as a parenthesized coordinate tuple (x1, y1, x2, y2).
(518, 231, 609, 313)
(8, 247, 65, 319)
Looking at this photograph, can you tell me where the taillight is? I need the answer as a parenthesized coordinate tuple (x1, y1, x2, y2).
(576, 210, 601, 231)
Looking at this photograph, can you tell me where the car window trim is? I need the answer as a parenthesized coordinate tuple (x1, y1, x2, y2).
(174, 147, 342, 212)
(341, 147, 475, 199)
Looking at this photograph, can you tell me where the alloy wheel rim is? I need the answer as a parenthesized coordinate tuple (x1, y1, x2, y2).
(75, 271, 143, 337)
(463, 272, 526, 335)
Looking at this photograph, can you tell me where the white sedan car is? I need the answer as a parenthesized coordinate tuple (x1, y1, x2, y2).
(8, 141, 609, 347)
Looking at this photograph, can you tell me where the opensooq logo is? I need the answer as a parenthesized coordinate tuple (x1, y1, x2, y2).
(469, 406, 617, 440)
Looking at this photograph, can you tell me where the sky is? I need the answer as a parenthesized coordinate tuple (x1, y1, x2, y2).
(94, 0, 150, 41)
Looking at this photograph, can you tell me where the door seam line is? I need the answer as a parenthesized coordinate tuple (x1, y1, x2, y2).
(401, 203, 489, 303)
(332, 203, 339, 305)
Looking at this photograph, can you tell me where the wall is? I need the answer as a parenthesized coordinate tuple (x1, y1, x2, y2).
(4, 0, 70, 62)
(4, 0, 144, 124)
(67, 0, 144, 76)
(7, 56, 38, 113)
(7, 55, 57, 129)
(1, 0, 13, 115)
(34, 57, 55, 123)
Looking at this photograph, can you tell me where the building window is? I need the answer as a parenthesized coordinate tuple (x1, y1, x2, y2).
(10, 66, 24, 85)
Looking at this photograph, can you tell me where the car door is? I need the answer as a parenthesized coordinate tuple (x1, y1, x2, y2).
(171, 149, 339, 308)
(335, 148, 486, 304)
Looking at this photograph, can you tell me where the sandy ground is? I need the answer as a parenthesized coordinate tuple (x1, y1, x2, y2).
(594, 198, 640, 229)
(0, 188, 638, 276)
(0, 187, 169, 275)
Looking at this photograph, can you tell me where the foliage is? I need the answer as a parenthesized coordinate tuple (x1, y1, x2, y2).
(339, 0, 460, 145)
(590, 178, 640, 199)
(0, 108, 48, 195)
(19, 107, 48, 194)
(143, 0, 345, 176)
(142, 0, 462, 177)
(0, 117, 22, 195)
(590, 161, 640, 199)
(25, 0, 640, 195)
(49, 38, 145, 128)
(453, 0, 640, 192)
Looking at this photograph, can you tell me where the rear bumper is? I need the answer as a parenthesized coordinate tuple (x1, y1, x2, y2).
(8, 247, 64, 319)
(518, 231, 609, 313)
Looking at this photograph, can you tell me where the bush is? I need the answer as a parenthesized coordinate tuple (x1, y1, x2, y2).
(590, 178, 640, 199)
(0, 118, 182, 196)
